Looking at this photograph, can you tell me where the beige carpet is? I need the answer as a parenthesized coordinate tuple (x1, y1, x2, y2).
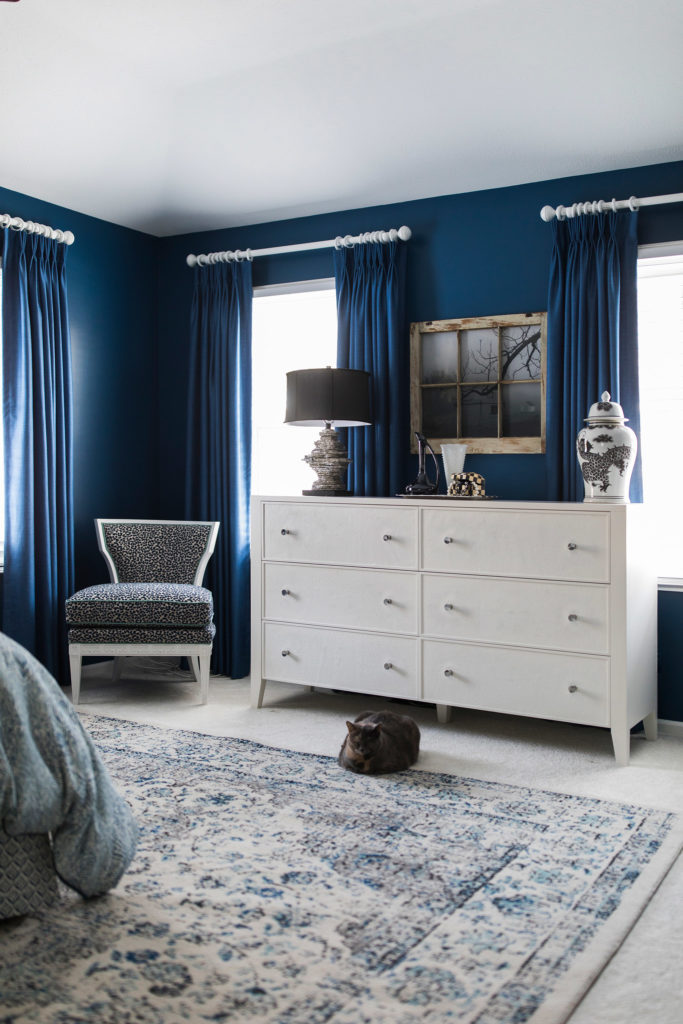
(74, 658, 683, 1024)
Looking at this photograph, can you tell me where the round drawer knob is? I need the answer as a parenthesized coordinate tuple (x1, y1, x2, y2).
(567, 542, 577, 550)
(281, 528, 290, 536)
(444, 603, 454, 612)
(568, 613, 578, 622)
(281, 589, 290, 597)
(383, 662, 393, 670)
(444, 668, 454, 677)
(443, 536, 453, 544)
(568, 684, 578, 693)
(383, 534, 392, 542)
(383, 598, 393, 606)
(281, 649, 290, 657)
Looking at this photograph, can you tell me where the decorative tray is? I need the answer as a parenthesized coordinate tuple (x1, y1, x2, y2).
(395, 494, 498, 500)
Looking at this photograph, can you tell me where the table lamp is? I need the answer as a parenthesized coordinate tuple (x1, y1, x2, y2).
(284, 367, 372, 495)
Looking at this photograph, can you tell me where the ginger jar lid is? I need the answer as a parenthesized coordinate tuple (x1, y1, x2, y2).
(584, 391, 628, 423)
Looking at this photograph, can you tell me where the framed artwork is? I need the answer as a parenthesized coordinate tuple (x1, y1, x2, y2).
(409, 312, 547, 454)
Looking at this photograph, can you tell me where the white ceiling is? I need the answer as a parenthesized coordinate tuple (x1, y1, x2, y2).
(1, 0, 682, 237)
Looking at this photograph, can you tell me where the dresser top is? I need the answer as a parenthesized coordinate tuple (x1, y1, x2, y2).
(252, 495, 637, 514)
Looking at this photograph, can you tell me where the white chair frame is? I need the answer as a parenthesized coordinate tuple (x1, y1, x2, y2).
(68, 519, 220, 706)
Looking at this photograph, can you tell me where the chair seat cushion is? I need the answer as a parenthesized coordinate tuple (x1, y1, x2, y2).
(66, 583, 213, 628)
(68, 623, 216, 645)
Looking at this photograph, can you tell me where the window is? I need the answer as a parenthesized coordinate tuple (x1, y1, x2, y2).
(637, 242, 683, 584)
(409, 312, 547, 453)
(251, 280, 337, 496)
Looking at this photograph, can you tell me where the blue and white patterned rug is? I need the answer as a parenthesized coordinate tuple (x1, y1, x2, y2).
(0, 716, 680, 1024)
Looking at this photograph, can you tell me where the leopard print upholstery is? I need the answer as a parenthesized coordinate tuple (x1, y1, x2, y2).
(100, 522, 214, 584)
(67, 624, 215, 645)
(66, 583, 213, 628)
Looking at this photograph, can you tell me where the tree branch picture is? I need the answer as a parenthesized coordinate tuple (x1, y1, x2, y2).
(410, 313, 547, 454)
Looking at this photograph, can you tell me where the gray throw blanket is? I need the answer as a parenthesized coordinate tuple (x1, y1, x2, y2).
(0, 632, 137, 896)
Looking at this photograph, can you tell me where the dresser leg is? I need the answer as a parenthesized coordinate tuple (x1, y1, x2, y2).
(610, 726, 630, 766)
(642, 711, 658, 741)
(251, 677, 267, 709)
(436, 704, 452, 724)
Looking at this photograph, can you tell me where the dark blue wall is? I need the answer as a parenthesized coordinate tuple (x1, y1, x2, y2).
(157, 160, 683, 510)
(3, 160, 683, 719)
(157, 159, 683, 720)
(0, 185, 160, 587)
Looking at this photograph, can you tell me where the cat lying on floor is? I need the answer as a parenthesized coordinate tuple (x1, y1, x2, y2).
(338, 710, 420, 774)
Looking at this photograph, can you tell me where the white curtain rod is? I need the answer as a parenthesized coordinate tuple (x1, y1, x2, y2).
(186, 224, 411, 268)
(0, 212, 75, 245)
(540, 191, 683, 222)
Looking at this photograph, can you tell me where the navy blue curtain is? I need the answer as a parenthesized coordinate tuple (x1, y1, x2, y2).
(1, 229, 74, 681)
(334, 241, 407, 496)
(546, 210, 641, 502)
(185, 261, 252, 678)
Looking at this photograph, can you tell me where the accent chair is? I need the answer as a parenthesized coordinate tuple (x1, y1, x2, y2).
(66, 519, 220, 705)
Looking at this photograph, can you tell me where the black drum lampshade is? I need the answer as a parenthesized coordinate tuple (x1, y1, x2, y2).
(284, 367, 372, 495)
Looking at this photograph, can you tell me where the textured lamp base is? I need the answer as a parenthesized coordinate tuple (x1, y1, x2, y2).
(303, 426, 351, 495)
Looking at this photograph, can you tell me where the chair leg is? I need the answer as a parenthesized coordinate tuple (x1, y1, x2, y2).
(112, 657, 123, 683)
(69, 650, 82, 705)
(190, 655, 200, 682)
(198, 654, 210, 705)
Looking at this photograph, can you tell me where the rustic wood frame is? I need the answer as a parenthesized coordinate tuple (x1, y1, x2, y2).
(409, 312, 547, 454)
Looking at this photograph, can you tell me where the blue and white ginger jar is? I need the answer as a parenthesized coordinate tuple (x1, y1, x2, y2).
(576, 392, 637, 503)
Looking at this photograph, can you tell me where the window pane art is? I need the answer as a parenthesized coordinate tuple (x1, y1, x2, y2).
(421, 330, 459, 385)
(501, 324, 543, 380)
(460, 328, 498, 382)
(461, 384, 498, 436)
(410, 312, 547, 454)
(501, 382, 542, 437)
(421, 386, 458, 438)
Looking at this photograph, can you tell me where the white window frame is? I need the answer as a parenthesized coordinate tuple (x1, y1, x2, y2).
(637, 239, 683, 591)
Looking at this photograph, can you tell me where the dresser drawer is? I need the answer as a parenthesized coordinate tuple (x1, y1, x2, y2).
(421, 508, 610, 583)
(264, 563, 419, 634)
(264, 623, 419, 698)
(263, 502, 419, 569)
(423, 640, 609, 727)
(423, 575, 609, 655)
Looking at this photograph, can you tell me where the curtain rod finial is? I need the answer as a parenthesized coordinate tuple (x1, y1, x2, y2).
(398, 225, 412, 241)
(186, 254, 198, 268)
(540, 205, 556, 222)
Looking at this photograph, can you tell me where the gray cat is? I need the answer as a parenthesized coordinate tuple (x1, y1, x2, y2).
(338, 710, 420, 774)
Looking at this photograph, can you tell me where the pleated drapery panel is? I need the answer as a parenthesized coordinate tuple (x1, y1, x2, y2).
(1, 229, 74, 681)
(334, 241, 407, 497)
(546, 210, 642, 502)
(185, 261, 252, 678)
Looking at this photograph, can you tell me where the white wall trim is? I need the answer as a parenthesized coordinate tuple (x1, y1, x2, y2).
(658, 579, 683, 592)
(254, 277, 335, 298)
(658, 718, 683, 739)
(638, 240, 683, 260)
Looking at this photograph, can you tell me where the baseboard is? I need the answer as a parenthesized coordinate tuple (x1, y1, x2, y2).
(658, 718, 683, 738)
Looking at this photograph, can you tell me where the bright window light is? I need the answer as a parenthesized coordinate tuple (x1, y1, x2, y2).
(637, 246, 683, 582)
(251, 281, 337, 496)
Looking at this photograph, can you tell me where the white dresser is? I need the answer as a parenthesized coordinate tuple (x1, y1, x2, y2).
(250, 496, 657, 765)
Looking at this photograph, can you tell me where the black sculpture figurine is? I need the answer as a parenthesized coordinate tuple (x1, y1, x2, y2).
(404, 432, 440, 495)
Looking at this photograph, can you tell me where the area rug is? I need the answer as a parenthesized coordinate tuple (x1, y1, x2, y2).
(0, 718, 680, 1024)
